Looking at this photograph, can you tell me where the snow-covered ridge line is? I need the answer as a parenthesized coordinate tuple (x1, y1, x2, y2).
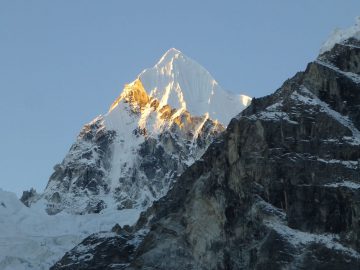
(341, 43, 360, 49)
(256, 198, 360, 259)
(265, 220, 360, 259)
(292, 86, 360, 144)
(317, 158, 359, 170)
(252, 102, 299, 124)
(316, 59, 360, 84)
(279, 152, 360, 171)
(244, 84, 360, 146)
(324, 181, 360, 189)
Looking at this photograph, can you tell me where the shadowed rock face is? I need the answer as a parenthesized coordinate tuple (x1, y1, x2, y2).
(52, 40, 360, 269)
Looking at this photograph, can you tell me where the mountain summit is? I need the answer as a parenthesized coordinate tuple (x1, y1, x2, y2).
(111, 48, 251, 125)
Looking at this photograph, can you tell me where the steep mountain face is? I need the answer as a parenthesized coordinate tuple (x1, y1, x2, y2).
(24, 48, 249, 215)
(52, 38, 360, 268)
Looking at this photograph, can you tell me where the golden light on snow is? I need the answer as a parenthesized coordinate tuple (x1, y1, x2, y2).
(108, 47, 252, 135)
(109, 79, 149, 112)
(109, 77, 197, 133)
(240, 95, 252, 106)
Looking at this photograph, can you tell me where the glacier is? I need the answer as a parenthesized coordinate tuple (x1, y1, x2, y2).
(0, 188, 141, 269)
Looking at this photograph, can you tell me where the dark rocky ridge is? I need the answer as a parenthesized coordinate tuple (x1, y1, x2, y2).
(52, 39, 360, 269)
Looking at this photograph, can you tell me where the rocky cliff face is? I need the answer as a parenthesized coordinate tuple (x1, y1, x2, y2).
(52, 38, 360, 269)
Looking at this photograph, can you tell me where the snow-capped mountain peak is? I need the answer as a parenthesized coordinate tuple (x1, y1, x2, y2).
(34, 48, 246, 216)
(10, 49, 251, 268)
(110, 48, 251, 126)
(154, 47, 183, 69)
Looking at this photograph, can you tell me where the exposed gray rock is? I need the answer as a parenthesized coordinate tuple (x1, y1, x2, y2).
(20, 188, 38, 207)
(41, 117, 115, 214)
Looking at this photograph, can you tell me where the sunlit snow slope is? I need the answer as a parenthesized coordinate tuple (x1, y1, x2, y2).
(134, 48, 251, 125)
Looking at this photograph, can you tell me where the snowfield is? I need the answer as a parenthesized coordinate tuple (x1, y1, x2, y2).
(0, 189, 141, 270)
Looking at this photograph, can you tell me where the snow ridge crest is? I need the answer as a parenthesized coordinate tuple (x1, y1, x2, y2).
(110, 48, 251, 126)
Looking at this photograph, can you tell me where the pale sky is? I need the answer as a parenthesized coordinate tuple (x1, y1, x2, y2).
(1, 0, 360, 195)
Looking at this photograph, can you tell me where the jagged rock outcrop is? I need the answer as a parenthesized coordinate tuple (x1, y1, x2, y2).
(20, 187, 39, 207)
(52, 38, 360, 269)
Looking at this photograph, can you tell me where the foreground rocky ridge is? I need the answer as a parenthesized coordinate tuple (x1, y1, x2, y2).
(52, 38, 360, 269)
